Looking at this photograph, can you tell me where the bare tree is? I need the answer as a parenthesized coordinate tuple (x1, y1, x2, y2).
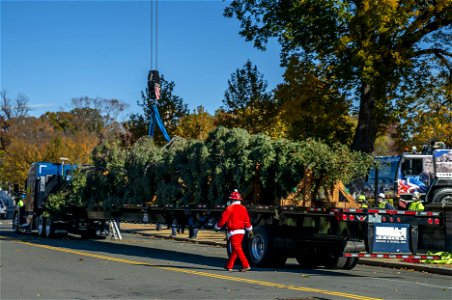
(0, 90, 30, 151)
(71, 96, 128, 127)
(0, 90, 30, 120)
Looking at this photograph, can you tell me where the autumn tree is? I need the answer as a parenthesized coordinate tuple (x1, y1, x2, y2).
(128, 74, 188, 144)
(225, 0, 451, 153)
(217, 60, 278, 134)
(40, 111, 79, 133)
(174, 106, 216, 140)
(393, 70, 452, 149)
(0, 115, 99, 189)
(69, 97, 128, 135)
(0, 117, 53, 187)
(275, 57, 353, 145)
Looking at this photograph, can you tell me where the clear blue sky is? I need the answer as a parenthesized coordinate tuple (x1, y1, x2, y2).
(1, 0, 284, 119)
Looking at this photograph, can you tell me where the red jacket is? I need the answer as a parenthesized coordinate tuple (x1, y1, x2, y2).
(215, 201, 252, 237)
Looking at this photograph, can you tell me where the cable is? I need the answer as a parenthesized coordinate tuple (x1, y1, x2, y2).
(150, 0, 153, 70)
(150, 0, 158, 70)
(156, 0, 158, 70)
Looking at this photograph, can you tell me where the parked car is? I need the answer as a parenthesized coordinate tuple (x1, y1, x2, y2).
(0, 190, 15, 219)
(0, 199, 7, 219)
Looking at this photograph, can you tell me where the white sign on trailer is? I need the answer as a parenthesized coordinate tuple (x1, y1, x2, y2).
(375, 226, 407, 242)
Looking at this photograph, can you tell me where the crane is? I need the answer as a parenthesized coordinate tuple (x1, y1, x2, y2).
(147, 0, 170, 142)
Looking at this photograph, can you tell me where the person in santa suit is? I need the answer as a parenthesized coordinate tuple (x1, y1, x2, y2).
(215, 189, 253, 272)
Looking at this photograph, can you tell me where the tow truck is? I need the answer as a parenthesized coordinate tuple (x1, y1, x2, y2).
(360, 141, 452, 250)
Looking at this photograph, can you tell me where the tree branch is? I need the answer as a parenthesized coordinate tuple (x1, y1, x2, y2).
(412, 48, 452, 73)
(399, 6, 451, 50)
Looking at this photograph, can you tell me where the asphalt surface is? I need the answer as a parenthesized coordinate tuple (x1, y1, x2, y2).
(119, 222, 452, 276)
(1, 220, 451, 300)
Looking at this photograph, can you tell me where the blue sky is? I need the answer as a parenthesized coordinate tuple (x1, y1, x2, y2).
(1, 0, 284, 119)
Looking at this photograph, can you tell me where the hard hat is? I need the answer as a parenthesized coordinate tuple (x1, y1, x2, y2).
(358, 195, 366, 202)
(412, 191, 420, 200)
(229, 189, 242, 201)
(377, 193, 385, 199)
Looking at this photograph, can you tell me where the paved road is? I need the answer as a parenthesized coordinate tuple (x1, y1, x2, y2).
(120, 223, 452, 276)
(1, 220, 451, 300)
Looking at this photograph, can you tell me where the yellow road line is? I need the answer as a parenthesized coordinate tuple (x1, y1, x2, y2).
(17, 240, 381, 300)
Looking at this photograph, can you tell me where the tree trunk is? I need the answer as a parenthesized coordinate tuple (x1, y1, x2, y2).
(351, 83, 378, 153)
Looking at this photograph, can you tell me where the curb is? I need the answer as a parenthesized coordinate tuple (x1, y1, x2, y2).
(358, 259, 452, 276)
(122, 229, 452, 276)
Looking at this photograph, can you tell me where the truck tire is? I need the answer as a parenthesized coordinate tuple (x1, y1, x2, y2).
(295, 252, 320, 268)
(342, 257, 359, 270)
(45, 218, 55, 238)
(226, 235, 250, 259)
(270, 252, 288, 267)
(432, 188, 452, 206)
(37, 216, 46, 237)
(248, 226, 284, 267)
(324, 254, 348, 269)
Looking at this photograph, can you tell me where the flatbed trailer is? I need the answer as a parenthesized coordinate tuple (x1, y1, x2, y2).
(14, 161, 442, 270)
(86, 203, 443, 269)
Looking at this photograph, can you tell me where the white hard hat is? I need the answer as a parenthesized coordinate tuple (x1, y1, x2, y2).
(377, 193, 385, 199)
(412, 191, 421, 200)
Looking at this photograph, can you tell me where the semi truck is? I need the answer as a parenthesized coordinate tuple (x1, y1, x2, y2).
(14, 160, 443, 269)
(13, 162, 110, 239)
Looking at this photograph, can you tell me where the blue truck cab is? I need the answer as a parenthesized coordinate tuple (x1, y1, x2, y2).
(14, 161, 109, 238)
(23, 162, 75, 216)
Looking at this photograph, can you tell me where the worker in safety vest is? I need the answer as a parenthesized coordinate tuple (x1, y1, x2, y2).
(17, 195, 26, 225)
(215, 189, 253, 272)
(376, 193, 395, 210)
(408, 191, 425, 212)
(357, 195, 368, 208)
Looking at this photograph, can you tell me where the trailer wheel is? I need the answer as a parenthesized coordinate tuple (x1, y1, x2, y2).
(295, 252, 320, 268)
(324, 254, 348, 269)
(45, 218, 54, 238)
(226, 235, 250, 259)
(226, 238, 232, 257)
(342, 257, 359, 270)
(432, 188, 452, 206)
(248, 226, 280, 267)
(37, 216, 46, 237)
(270, 252, 288, 267)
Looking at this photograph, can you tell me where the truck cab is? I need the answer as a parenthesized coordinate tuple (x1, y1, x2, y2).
(13, 162, 75, 233)
(365, 143, 452, 209)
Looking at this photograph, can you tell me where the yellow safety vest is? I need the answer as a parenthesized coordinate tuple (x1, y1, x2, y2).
(408, 201, 424, 212)
(17, 199, 24, 207)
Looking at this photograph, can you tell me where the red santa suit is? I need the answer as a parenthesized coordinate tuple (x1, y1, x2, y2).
(215, 200, 253, 270)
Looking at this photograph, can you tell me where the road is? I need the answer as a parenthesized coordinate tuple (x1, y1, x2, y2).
(1, 220, 451, 300)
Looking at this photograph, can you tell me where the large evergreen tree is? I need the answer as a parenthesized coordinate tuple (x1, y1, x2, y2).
(217, 60, 278, 134)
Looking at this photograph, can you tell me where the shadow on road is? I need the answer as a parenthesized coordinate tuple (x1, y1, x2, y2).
(0, 224, 386, 278)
